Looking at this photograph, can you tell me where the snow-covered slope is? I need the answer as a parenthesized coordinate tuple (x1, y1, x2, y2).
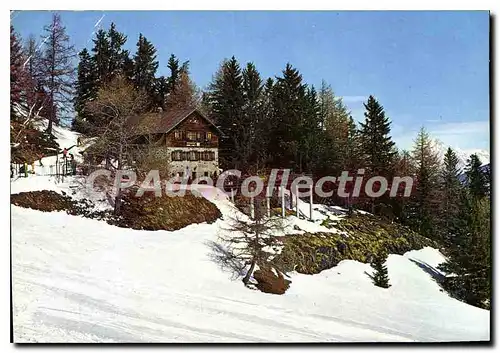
(11, 180, 490, 342)
(430, 139, 490, 171)
(11, 124, 490, 342)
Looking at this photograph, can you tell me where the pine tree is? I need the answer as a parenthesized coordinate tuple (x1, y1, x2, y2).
(91, 29, 110, 85)
(359, 96, 397, 213)
(437, 148, 463, 244)
(122, 56, 135, 83)
(39, 13, 76, 133)
(207, 57, 245, 170)
(253, 77, 276, 169)
(465, 154, 489, 199)
(73, 48, 97, 133)
(107, 23, 129, 79)
(301, 85, 323, 174)
(272, 63, 308, 170)
(369, 251, 391, 288)
(242, 62, 264, 170)
(408, 127, 441, 239)
(91, 23, 129, 86)
(438, 194, 491, 309)
(132, 33, 158, 97)
(152, 75, 168, 110)
(359, 95, 396, 176)
(166, 54, 181, 94)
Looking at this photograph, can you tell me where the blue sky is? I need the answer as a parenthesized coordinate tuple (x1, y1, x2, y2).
(11, 10, 490, 152)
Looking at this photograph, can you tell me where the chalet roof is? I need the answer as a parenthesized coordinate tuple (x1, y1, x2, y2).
(127, 107, 223, 136)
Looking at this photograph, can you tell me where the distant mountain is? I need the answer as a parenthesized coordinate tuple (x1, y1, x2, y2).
(430, 139, 490, 172)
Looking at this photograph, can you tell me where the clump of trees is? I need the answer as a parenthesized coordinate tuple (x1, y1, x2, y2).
(437, 154, 491, 309)
(10, 17, 73, 163)
(72, 23, 197, 134)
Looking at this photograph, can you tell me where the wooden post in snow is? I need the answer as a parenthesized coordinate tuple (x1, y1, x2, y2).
(295, 185, 299, 218)
(310, 184, 313, 221)
(266, 196, 271, 218)
(250, 196, 255, 219)
(281, 187, 285, 218)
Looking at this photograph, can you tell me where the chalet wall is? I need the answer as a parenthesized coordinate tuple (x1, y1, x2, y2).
(166, 147, 219, 178)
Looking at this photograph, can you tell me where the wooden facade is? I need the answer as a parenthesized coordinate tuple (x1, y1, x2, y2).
(165, 111, 219, 149)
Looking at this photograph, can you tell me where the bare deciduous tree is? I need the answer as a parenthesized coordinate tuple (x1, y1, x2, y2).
(85, 75, 147, 214)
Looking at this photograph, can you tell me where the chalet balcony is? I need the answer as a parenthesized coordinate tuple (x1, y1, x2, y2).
(169, 139, 218, 148)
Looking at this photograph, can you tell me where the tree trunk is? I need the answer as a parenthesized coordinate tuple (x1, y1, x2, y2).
(114, 143, 124, 215)
(242, 259, 256, 286)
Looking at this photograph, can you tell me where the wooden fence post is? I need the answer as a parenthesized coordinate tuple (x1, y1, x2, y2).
(281, 187, 285, 218)
(295, 185, 299, 218)
(250, 196, 255, 219)
(310, 184, 313, 221)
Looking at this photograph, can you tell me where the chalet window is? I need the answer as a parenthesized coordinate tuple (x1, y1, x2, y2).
(200, 151, 215, 161)
(171, 150, 182, 161)
(204, 171, 209, 177)
(174, 130, 182, 140)
(196, 132, 203, 140)
(189, 151, 198, 161)
(187, 131, 197, 141)
(206, 132, 212, 141)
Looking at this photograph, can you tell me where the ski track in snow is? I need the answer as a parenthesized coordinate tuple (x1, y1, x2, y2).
(11, 125, 490, 343)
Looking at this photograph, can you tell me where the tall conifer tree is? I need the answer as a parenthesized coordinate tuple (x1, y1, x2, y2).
(359, 95, 396, 175)
(437, 148, 463, 244)
(272, 63, 308, 170)
(133, 33, 158, 96)
(39, 13, 76, 133)
(465, 154, 489, 199)
(407, 127, 441, 238)
(73, 48, 97, 132)
(207, 57, 245, 170)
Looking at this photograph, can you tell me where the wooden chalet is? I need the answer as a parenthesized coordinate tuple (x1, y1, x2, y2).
(127, 107, 223, 180)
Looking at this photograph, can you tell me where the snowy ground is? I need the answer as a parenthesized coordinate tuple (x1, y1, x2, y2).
(11, 178, 490, 342)
(10, 123, 490, 342)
